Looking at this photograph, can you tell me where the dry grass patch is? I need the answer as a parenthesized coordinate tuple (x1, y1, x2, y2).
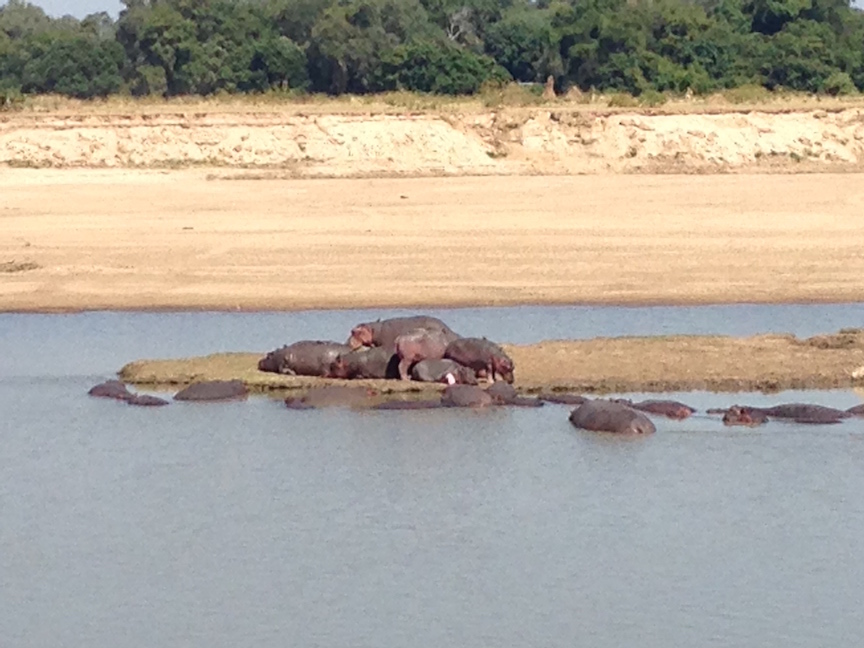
(0, 260, 40, 273)
(10, 87, 864, 119)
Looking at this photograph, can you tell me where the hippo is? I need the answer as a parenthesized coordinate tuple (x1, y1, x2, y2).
(847, 404, 864, 417)
(411, 359, 477, 385)
(615, 399, 696, 420)
(127, 394, 170, 407)
(258, 340, 353, 377)
(440, 384, 494, 408)
(568, 400, 656, 435)
(537, 392, 588, 406)
(174, 380, 249, 402)
(486, 382, 544, 407)
(444, 337, 514, 384)
(372, 399, 443, 410)
(792, 411, 845, 425)
(327, 346, 399, 380)
(88, 380, 134, 401)
(722, 405, 768, 427)
(395, 328, 453, 380)
(348, 316, 459, 353)
(285, 385, 378, 409)
(757, 403, 851, 421)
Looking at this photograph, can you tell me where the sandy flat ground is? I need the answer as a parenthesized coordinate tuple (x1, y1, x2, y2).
(2, 169, 864, 311)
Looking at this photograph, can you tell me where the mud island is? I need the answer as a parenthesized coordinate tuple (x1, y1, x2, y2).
(119, 329, 864, 395)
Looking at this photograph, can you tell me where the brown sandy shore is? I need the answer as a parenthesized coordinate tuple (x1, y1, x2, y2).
(4, 169, 864, 311)
(119, 329, 864, 395)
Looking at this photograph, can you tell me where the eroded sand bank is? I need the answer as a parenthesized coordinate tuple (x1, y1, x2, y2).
(4, 106, 864, 174)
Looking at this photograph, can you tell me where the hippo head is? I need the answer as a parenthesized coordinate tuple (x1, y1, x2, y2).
(327, 355, 351, 379)
(258, 348, 284, 373)
(348, 322, 376, 349)
(723, 405, 764, 427)
(494, 356, 515, 384)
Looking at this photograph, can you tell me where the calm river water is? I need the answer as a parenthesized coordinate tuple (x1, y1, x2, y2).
(2, 303, 864, 647)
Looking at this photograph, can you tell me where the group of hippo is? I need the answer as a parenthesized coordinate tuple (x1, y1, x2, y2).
(257, 315, 515, 385)
(86, 377, 864, 436)
(86, 313, 864, 435)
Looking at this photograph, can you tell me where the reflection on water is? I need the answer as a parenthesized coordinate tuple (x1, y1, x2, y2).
(1, 304, 864, 647)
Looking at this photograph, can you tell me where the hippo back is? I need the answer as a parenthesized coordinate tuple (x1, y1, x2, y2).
(569, 400, 656, 434)
(441, 385, 494, 408)
(174, 380, 249, 402)
(329, 346, 398, 379)
(364, 316, 460, 352)
(260, 340, 352, 376)
(411, 359, 477, 384)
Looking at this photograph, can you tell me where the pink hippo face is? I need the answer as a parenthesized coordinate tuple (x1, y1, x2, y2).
(348, 324, 374, 349)
(494, 356, 515, 384)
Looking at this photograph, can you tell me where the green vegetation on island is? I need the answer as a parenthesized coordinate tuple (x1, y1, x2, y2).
(2, 0, 864, 104)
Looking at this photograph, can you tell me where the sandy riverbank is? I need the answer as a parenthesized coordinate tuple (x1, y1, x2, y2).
(3, 169, 864, 312)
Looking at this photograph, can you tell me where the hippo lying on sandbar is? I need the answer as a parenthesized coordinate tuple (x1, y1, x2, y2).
(410, 359, 477, 385)
(326, 346, 399, 380)
(285, 385, 378, 409)
(174, 380, 248, 402)
(88, 380, 170, 407)
(395, 329, 453, 380)
(614, 399, 696, 420)
(444, 337, 514, 384)
(258, 341, 352, 377)
(569, 400, 656, 435)
(348, 316, 460, 353)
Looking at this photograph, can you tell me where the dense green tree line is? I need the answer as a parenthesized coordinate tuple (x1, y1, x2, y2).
(2, 0, 864, 100)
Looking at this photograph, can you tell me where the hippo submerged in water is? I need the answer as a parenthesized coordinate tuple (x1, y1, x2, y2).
(88, 380, 170, 407)
(718, 402, 850, 426)
(756, 403, 850, 423)
(848, 404, 864, 417)
(174, 380, 249, 402)
(285, 385, 379, 410)
(569, 400, 656, 435)
(722, 405, 769, 427)
(486, 382, 544, 407)
(614, 398, 696, 420)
